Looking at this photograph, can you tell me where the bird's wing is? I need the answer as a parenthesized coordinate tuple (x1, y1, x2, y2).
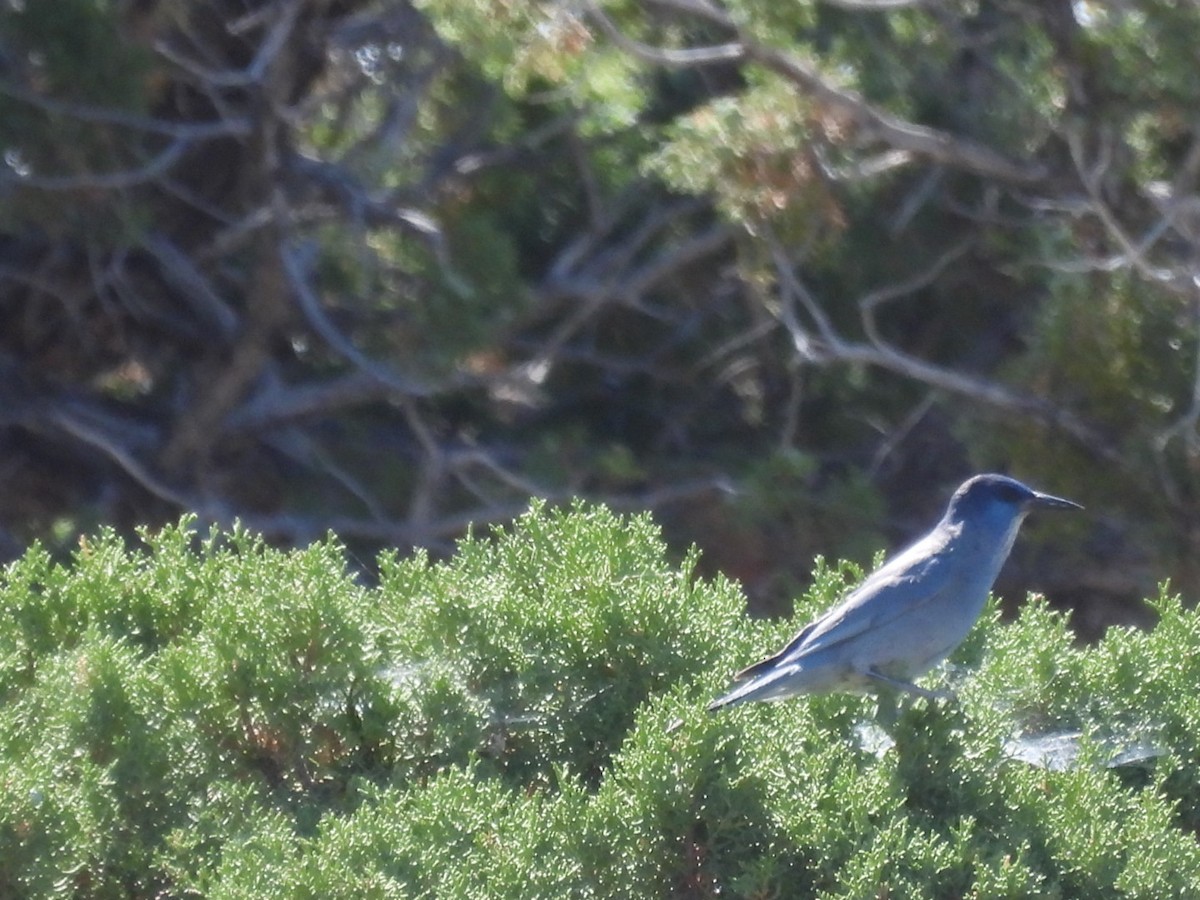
(735, 528, 960, 679)
(791, 530, 959, 659)
(732, 618, 820, 681)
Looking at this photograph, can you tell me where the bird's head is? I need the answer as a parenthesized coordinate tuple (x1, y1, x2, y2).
(945, 474, 1082, 530)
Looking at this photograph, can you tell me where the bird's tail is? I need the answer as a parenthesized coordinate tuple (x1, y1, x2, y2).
(706, 690, 745, 713)
(707, 665, 799, 712)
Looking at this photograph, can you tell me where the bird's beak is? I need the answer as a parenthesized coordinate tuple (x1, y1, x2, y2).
(1030, 490, 1083, 511)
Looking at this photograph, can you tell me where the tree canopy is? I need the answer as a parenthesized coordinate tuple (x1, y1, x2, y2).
(2, 1, 1199, 625)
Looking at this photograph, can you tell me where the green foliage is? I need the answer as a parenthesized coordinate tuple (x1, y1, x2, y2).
(0, 0, 154, 235)
(645, 73, 845, 240)
(377, 500, 747, 787)
(0, 0, 150, 106)
(1016, 270, 1193, 434)
(1, 509, 1200, 896)
(7, 0, 1200, 642)
(1078, 1, 1200, 115)
(990, 265, 1196, 534)
(414, 0, 645, 131)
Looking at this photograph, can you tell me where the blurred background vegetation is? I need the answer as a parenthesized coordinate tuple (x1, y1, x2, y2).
(1, 0, 1198, 635)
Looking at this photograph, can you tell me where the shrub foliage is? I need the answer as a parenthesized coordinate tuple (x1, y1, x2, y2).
(1, 506, 1198, 897)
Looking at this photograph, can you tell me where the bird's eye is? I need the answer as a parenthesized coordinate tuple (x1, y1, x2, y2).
(997, 483, 1026, 504)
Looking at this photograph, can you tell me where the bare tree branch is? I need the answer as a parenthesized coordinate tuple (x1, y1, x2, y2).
(140, 233, 239, 341)
(40, 406, 190, 509)
(0, 81, 252, 137)
(153, 1, 303, 89)
(621, 0, 1047, 184)
(0, 138, 190, 190)
(818, 0, 929, 8)
(581, 1, 743, 66)
(764, 227, 1125, 465)
(859, 238, 974, 347)
(280, 241, 454, 399)
(223, 371, 402, 433)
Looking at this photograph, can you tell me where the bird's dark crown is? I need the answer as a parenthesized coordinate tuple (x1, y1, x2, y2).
(945, 474, 1037, 521)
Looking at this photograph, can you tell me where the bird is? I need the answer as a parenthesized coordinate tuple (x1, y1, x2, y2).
(708, 474, 1082, 712)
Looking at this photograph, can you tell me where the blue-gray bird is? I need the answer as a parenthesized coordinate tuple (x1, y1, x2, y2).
(709, 474, 1081, 711)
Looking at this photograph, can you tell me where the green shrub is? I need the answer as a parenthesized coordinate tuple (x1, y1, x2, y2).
(0, 506, 1199, 897)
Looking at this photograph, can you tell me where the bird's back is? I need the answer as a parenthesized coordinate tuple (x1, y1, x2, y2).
(711, 520, 994, 706)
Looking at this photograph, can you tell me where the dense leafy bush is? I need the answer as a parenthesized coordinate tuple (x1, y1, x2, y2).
(1, 506, 1198, 897)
